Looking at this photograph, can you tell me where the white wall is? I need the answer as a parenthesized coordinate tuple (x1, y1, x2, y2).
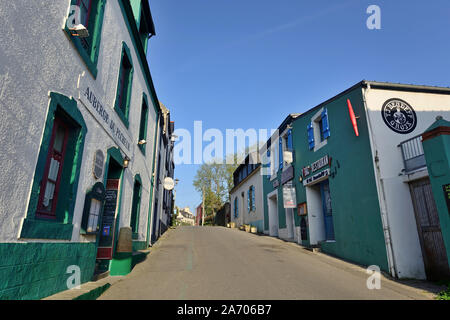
(365, 86, 450, 279)
(230, 167, 265, 231)
(0, 1, 158, 244)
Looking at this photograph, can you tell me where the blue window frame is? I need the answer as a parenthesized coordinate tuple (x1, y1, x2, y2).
(307, 123, 315, 150)
(321, 108, 331, 140)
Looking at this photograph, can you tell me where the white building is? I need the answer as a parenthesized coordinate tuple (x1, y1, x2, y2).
(230, 152, 265, 232)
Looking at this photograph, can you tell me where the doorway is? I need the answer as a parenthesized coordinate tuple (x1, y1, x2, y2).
(410, 178, 450, 280)
(320, 180, 335, 241)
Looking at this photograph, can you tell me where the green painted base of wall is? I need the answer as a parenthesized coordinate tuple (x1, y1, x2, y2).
(0, 242, 96, 300)
(320, 241, 389, 273)
(109, 252, 132, 276)
(132, 240, 147, 251)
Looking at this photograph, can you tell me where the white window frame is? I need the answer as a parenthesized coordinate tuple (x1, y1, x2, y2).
(312, 107, 328, 152)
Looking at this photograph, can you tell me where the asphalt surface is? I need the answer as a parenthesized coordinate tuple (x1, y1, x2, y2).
(99, 226, 437, 300)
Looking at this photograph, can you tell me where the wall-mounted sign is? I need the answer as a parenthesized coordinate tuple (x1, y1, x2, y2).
(444, 184, 450, 214)
(78, 75, 133, 158)
(302, 155, 329, 178)
(297, 202, 307, 216)
(281, 165, 294, 185)
(381, 98, 417, 134)
(303, 169, 330, 186)
(283, 182, 297, 208)
(93, 150, 104, 179)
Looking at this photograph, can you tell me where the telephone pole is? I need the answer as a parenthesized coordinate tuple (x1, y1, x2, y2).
(202, 186, 205, 226)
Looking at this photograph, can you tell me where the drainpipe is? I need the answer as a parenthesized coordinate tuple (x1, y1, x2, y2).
(361, 83, 398, 278)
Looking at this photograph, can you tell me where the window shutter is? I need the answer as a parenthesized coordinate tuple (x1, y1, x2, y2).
(307, 123, 315, 150)
(279, 137, 283, 169)
(252, 187, 255, 211)
(287, 129, 293, 151)
(247, 189, 250, 212)
(321, 108, 330, 139)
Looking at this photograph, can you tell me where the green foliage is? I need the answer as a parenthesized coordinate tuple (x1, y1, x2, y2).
(193, 156, 239, 218)
(436, 284, 450, 300)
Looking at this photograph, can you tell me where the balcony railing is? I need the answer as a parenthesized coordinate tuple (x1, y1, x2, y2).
(398, 135, 426, 173)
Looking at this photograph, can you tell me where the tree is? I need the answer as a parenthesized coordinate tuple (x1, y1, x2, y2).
(193, 156, 240, 224)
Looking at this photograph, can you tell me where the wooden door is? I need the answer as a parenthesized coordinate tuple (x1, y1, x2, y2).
(410, 178, 450, 280)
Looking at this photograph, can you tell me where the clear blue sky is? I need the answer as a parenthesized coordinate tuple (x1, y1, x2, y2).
(146, 0, 450, 212)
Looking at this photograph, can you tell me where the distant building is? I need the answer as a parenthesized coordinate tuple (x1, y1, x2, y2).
(177, 207, 195, 226)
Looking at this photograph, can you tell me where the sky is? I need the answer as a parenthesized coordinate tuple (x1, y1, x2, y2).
(145, 0, 450, 212)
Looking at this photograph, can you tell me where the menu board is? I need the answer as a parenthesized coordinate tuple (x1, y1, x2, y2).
(444, 184, 450, 214)
(97, 179, 119, 259)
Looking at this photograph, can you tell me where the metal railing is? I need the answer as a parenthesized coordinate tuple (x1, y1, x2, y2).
(398, 135, 426, 173)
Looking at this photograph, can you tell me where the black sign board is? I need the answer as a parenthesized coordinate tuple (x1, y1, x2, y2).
(98, 188, 118, 248)
(281, 165, 294, 185)
(444, 184, 450, 214)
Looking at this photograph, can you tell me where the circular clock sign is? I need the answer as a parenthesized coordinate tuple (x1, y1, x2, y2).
(381, 98, 417, 134)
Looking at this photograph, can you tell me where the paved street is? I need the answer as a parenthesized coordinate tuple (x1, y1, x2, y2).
(99, 226, 436, 300)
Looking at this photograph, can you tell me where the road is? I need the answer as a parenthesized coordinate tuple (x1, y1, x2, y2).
(99, 226, 436, 300)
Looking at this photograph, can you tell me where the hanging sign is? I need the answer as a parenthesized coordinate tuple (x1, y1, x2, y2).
(303, 169, 330, 186)
(283, 182, 297, 208)
(93, 150, 104, 179)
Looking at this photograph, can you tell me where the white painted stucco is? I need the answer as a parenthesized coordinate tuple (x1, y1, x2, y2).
(364, 86, 450, 279)
(0, 1, 159, 245)
(230, 166, 265, 232)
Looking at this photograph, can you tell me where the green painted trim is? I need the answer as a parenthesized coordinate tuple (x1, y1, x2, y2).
(21, 92, 87, 240)
(107, 146, 124, 167)
(146, 113, 160, 247)
(64, 0, 107, 79)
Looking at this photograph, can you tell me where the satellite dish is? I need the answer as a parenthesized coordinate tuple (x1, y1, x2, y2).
(163, 177, 175, 191)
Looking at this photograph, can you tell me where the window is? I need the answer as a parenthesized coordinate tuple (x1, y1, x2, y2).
(130, 177, 142, 234)
(266, 149, 271, 180)
(36, 116, 70, 218)
(22, 93, 87, 240)
(309, 107, 330, 151)
(114, 43, 134, 128)
(138, 94, 149, 154)
(66, 0, 106, 78)
(234, 197, 238, 218)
